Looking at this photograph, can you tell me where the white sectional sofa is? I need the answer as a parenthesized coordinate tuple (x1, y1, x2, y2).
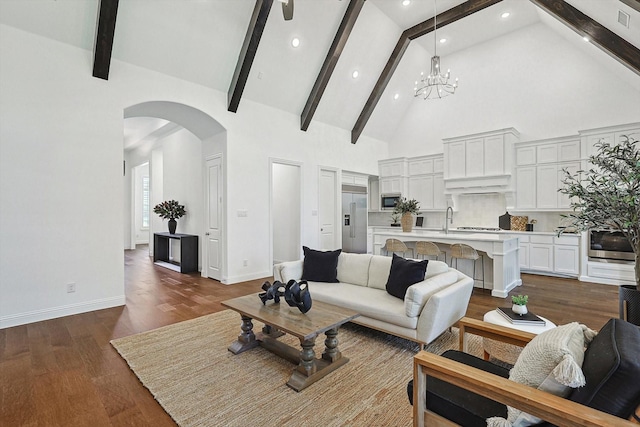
(273, 252, 474, 345)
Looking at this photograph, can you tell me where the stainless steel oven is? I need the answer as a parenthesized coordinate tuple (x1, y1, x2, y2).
(588, 230, 634, 262)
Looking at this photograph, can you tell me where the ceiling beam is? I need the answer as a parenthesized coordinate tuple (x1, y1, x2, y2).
(350, 0, 502, 144)
(531, 0, 640, 76)
(93, 0, 119, 80)
(228, 0, 274, 113)
(300, 0, 365, 132)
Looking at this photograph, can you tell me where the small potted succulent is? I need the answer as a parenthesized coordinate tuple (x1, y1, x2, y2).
(511, 294, 528, 315)
(153, 200, 186, 234)
(393, 197, 420, 232)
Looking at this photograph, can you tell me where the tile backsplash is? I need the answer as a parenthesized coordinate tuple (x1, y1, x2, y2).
(368, 193, 572, 233)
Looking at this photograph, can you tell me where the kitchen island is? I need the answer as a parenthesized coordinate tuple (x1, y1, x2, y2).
(373, 230, 521, 298)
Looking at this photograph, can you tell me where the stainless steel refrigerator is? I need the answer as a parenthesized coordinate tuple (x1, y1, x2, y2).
(342, 185, 368, 253)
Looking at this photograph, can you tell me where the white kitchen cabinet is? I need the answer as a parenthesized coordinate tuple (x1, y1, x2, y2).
(369, 177, 380, 211)
(514, 135, 582, 211)
(554, 244, 579, 276)
(516, 166, 536, 209)
(408, 175, 434, 210)
(379, 158, 407, 178)
(529, 235, 554, 272)
(511, 234, 530, 269)
(580, 123, 639, 160)
(380, 177, 404, 195)
(406, 154, 445, 212)
(443, 128, 519, 193)
(367, 228, 373, 254)
(536, 164, 558, 209)
(342, 171, 368, 187)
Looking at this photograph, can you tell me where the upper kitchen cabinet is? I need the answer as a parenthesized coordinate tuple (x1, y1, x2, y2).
(579, 122, 640, 159)
(407, 154, 445, 211)
(378, 158, 408, 196)
(514, 135, 581, 211)
(342, 171, 369, 187)
(443, 128, 520, 194)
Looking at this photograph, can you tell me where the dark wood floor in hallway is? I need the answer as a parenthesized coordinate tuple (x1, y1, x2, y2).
(0, 245, 619, 426)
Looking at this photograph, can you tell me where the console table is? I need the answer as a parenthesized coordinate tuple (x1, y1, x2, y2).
(153, 232, 198, 273)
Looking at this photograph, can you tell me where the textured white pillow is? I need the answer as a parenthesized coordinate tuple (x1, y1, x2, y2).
(336, 253, 372, 287)
(487, 322, 597, 427)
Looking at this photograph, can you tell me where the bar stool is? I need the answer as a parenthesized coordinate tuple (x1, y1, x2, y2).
(383, 238, 412, 257)
(450, 243, 484, 289)
(415, 241, 446, 263)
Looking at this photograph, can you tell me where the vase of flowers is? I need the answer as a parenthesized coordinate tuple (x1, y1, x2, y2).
(393, 197, 420, 232)
(153, 200, 186, 234)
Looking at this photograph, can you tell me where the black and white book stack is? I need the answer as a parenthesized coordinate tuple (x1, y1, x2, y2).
(497, 307, 546, 326)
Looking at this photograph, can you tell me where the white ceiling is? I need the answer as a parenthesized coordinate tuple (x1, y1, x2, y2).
(1, 0, 638, 149)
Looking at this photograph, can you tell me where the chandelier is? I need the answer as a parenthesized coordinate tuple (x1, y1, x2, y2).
(414, 0, 458, 100)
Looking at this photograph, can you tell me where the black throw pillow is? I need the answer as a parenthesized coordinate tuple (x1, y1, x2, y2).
(386, 254, 428, 300)
(301, 246, 342, 283)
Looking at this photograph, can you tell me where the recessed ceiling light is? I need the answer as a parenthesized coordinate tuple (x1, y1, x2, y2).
(501, 12, 510, 19)
(352, 70, 359, 79)
(291, 37, 300, 48)
(402, 0, 411, 6)
(439, 38, 447, 44)
(583, 36, 590, 42)
(394, 93, 400, 100)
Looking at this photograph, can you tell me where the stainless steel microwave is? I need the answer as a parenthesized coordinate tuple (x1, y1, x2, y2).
(381, 194, 401, 210)
(588, 230, 634, 262)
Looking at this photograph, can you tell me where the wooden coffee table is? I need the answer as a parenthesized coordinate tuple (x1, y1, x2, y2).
(222, 294, 360, 391)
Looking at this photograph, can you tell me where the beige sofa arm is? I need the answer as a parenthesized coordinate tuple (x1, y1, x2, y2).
(413, 351, 635, 427)
(273, 260, 303, 283)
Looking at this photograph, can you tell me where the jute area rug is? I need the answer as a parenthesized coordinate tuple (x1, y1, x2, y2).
(111, 309, 483, 427)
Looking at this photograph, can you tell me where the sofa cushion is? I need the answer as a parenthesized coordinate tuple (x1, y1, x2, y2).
(487, 322, 596, 427)
(425, 260, 449, 278)
(301, 246, 341, 283)
(336, 253, 372, 287)
(367, 255, 393, 290)
(568, 318, 640, 419)
(404, 270, 460, 317)
(386, 254, 428, 300)
(308, 282, 418, 329)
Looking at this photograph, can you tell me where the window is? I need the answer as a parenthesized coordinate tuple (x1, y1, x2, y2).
(142, 176, 150, 228)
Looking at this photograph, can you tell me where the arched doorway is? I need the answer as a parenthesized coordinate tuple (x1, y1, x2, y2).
(123, 101, 227, 281)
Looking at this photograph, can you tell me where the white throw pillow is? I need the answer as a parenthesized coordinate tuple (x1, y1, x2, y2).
(487, 322, 597, 427)
(336, 253, 372, 287)
(425, 260, 449, 278)
(367, 256, 393, 290)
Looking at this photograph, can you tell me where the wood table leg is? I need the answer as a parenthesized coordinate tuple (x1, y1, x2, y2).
(322, 328, 342, 362)
(228, 315, 259, 354)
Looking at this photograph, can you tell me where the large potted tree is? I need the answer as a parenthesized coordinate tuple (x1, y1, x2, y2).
(559, 135, 639, 325)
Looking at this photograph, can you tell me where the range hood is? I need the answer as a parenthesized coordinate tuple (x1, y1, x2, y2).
(442, 127, 519, 208)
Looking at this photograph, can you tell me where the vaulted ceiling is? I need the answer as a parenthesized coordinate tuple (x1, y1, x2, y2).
(1, 0, 638, 149)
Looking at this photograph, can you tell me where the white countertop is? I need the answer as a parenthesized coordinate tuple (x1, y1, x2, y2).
(368, 226, 579, 237)
(373, 230, 518, 242)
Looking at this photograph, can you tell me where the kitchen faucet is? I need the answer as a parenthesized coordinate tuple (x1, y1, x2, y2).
(445, 207, 454, 234)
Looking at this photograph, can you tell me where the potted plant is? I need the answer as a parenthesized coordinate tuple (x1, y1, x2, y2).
(393, 197, 420, 232)
(153, 200, 186, 234)
(526, 219, 537, 232)
(559, 134, 639, 325)
(390, 213, 401, 227)
(511, 294, 528, 315)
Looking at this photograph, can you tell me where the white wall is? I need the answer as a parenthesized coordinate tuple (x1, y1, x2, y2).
(390, 23, 640, 156)
(0, 24, 388, 327)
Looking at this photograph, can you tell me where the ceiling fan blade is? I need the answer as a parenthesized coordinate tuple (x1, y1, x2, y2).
(282, 0, 294, 21)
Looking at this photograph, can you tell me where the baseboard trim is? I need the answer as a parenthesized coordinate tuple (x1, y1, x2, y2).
(0, 295, 126, 329)
(223, 271, 272, 285)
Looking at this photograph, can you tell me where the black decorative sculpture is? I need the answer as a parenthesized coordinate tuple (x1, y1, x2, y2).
(258, 280, 312, 313)
(284, 280, 312, 313)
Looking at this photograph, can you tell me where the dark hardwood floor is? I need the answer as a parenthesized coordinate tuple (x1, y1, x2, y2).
(0, 245, 619, 426)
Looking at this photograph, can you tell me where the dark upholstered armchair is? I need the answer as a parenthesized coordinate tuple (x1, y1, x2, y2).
(409, 317, 640, 427)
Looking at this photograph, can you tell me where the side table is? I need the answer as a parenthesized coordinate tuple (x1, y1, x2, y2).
(482, 309, 556, 365)
(153, 232, 199, 273)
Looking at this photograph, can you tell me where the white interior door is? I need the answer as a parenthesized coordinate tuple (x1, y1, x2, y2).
(205, 156, 223, 281)
(319, 168, 338, 250)
(271, 161, 302, 264)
